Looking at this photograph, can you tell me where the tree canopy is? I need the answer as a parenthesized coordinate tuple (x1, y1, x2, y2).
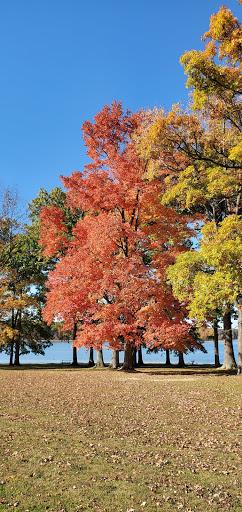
(134, 4, 242, 370)
(40, 101, 197, 369)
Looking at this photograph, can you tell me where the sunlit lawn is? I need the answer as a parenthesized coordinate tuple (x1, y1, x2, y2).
(0, 367, 241, 512)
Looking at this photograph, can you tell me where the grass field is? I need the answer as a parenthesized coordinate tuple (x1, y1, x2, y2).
(0, 367, 241, 512)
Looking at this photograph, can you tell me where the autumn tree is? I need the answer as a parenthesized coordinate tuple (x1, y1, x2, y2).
(0, 186, 52, 365)
(136, 4, 242, 369)
(40, 101, 198, 370)
(167, 215, 241, 370)
(198, 216, 241, 371)
(0, 186, 27, 364)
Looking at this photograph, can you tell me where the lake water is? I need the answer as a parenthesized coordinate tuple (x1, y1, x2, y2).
(0, 341, 238, 365)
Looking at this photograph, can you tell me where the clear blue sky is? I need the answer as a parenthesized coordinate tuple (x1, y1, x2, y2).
(0, 0, 241, 205)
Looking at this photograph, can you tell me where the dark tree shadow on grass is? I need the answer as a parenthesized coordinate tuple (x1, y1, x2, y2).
(0, 362, 237, 376)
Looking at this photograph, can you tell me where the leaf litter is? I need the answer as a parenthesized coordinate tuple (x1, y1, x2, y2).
(0, 368, 241, 511)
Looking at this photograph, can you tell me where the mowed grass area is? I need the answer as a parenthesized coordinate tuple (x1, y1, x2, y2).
(0, 368, 241, 512)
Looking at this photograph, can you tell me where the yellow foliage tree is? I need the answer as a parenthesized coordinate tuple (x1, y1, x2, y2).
(136, 3, 242, 370)
(167, 215, 242, 370)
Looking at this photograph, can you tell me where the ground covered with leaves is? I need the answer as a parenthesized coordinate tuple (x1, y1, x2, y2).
(0, 367, 241, 512)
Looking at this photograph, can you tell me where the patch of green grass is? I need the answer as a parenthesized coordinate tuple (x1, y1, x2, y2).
(0, 368, 241, 511)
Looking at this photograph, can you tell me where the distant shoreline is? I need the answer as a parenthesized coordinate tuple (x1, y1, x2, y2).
(202, 339, 238, 343)
(50, 338, 238, 344)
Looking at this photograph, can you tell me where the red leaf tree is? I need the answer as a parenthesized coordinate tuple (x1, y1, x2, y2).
(40, 101, 197, 369)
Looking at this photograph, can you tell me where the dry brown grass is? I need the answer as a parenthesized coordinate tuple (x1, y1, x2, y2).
(0, 367, 241, 512)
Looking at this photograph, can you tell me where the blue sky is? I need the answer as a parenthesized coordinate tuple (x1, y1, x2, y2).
(0, 0, 241, 206)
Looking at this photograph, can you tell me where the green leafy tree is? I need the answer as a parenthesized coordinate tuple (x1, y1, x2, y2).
(28, 187, 84, 366)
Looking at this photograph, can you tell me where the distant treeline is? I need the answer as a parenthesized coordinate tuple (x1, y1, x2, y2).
(199, 327, 238, 341)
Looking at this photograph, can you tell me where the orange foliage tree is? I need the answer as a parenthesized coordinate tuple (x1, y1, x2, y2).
(40, 101, 198, 369)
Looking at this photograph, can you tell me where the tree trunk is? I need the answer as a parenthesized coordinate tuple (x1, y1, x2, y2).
(122, 343, 134, 370)
(109, 349, 119, 369)
(221, 310, 237, 370)
(96, 349, 105, 367)
(213, 318, 220, 368)
(9, 338, 14, 366)
(9, 309, 15, 366)
(14, 335, 20, 366)
(237, 306, 242, 375)
(138, 346, 143, 366)
(72, 346, 78, 366)
(88, 347, 95, 367)
(165, 349, 171, 366)
(71, 323, 79, 366)
(14, 311, 21, 366)
(132, 347, 137, 367)
(178, 352, 185, 367)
